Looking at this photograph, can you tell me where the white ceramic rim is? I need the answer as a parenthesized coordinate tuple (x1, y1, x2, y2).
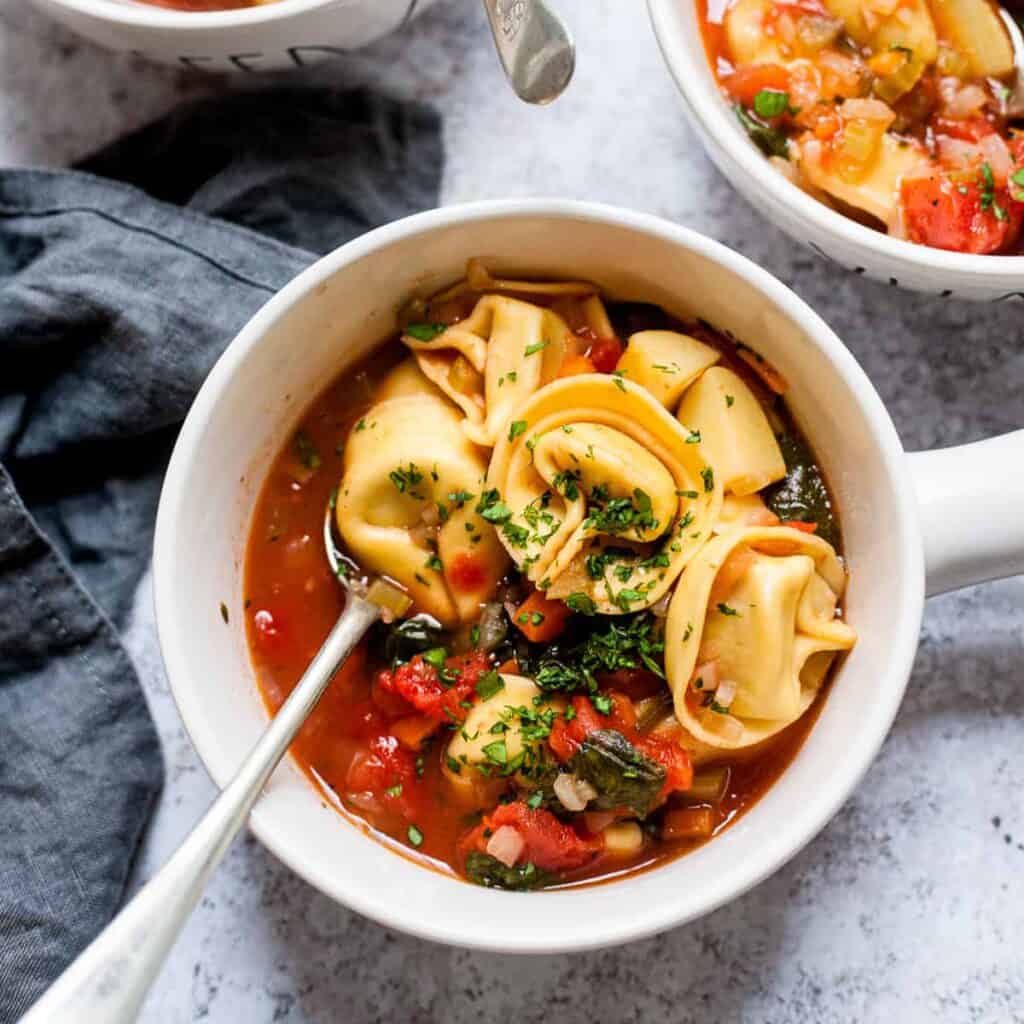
(39, 0, 345, 31)
(647, 0, 1024, 281)
(154, 199, 924, 951)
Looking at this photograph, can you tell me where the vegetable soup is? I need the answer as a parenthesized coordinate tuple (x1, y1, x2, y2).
(244, 262, 856, 891)
(700, 0, 1024, 254)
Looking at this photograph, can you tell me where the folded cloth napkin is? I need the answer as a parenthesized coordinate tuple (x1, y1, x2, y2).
(0, 87, 442, 1023)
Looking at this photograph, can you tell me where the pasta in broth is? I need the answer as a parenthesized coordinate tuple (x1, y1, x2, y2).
(244, 264, 857, 891)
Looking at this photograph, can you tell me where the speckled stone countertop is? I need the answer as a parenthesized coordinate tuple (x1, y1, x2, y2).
(4, 2, 1024, 1021)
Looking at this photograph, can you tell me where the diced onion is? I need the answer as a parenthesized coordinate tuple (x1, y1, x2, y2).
(366, 578, 413, 622)
(554, 773, 598, 812)
(486, 825, 525, 868)
(979, 134, 1013, 185)
(715, 678, 738, 707)
(687, 766, 731, 804)
(938, 79, 988, 120)
(603, 822, 644, 857)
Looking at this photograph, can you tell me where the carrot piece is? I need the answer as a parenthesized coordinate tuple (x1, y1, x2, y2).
(662, 807, 717, 841)
(496, 658, 519, 675)
(512, 590, 572, 643)
(557, 354, 597, 378)
(390, 714, 439, 751)
(737, 348, 788, 394)
(780, 520, 817, 533)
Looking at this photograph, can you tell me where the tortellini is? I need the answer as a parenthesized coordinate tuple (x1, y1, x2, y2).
(486, 374, 722, 614)
(664, 525, 856, 750)
(403, 295, 572, 448)
(615, 330, 787, 497)
(676, 366, 786, 496)
(614, 330, 720, 409)
(335, 394, 508, 626)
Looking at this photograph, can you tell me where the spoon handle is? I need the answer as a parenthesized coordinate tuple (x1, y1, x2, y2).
(481, 0, 575, 104)
(21, 596, 380, 1024)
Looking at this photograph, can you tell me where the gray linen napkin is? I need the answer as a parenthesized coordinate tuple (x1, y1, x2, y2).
(0, 88, 442, 1023)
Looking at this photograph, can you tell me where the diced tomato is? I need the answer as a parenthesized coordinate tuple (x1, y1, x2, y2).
(721, 63, 790, 108)
(375, 650, 490, 722)
(931, 117, 1000, 144)
(459, 801, 602, 873)
(900, 172, 1024, 255)
(548, 692, 691, 802)
(448, 551, 488, 592)
(557, 354, 598, 378)
(345, 733, 422, 820)
(595, 668, 665, 702)
(587, 336, 624, 374)
(635, 733, 693, 800)
(512, 590, 572, 643)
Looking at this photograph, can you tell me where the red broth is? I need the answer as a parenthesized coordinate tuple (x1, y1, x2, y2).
(244, 300, 845, 889)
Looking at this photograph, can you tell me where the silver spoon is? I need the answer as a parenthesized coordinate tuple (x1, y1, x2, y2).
(481, 0, 575, 104)
(1000, 8, 1024, 119)
(22, 501, 385, 1024)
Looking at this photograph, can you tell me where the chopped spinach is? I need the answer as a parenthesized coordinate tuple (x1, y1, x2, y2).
(464, 852, 551, 891)
(381, 614, 445, 666)
(569, 729, 665, 815)
(734, 103, 790, 159)
(763, 431, 838, 547)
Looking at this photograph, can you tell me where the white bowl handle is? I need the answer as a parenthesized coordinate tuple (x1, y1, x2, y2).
(908, 430, 1024, 597)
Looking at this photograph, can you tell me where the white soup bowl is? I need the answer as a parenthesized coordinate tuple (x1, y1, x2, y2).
(154, 200, 1024, 952)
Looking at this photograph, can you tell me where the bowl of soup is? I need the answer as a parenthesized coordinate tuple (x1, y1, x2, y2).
(153, 200, 1024, 951)
(30, 0, 438, 72)
(649, 0, 1024, 298)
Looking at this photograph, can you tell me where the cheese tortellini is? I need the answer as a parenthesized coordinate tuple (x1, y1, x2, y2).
(335, 394, 508, 627)
(486, 374, 722, 614)
(664, 525, 856, 750)
(403, 295, 572, 448)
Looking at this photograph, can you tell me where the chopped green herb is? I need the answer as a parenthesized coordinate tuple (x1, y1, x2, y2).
(407, 825, 424, 847)
(404, 322, 447, 341)
(686, 429, 701, 444)
(482, 739, 508, 765)
(717, 602, 739, 617)
(753, 88, 792, 119)
(726, 394, 735, 407)
(526, 790, 544, 810)
(389, 462, 424, 493)
(508, 420, 528, 441)
(701, 467, 715, 492)
(524, 340, 550, 357)
(592, 694, 613, 715)
(475, 670, 504, 700)
(384, 784, 403, 798)
(425, 554, 444, 572)
(293, 430, 321, 471)
(354, 418, 367, 432)
(734, 103, 790, 159)
(565, 592, 597, 616)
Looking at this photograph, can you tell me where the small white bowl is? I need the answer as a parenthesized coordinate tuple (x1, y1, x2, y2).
(153, 200, 1024, 952)
(648, 0, 1024, 301)
(30, 0, 436, 72)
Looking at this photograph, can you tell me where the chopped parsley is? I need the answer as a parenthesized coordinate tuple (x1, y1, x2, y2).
(717, 602, 740, 617)
(726, 394, 735, 407)
(591, 694, 613, 715)
(475, 670, 504, 701)
(979, 162, 1008, 221)
(389, 462, 424, 494)
(565, 592, 597, 616)
(508, 420, 528, 441)
(404, 322, 447, 341)
(407, 824, 424, 847)
(701, 467, 715, 493)
(753, 88, 792, 119)
(384, 784, 403, 798)
(425, 554, 444, 572)
(293, 430, 321, 471)
(552, 468, 582, 501)
(584, 487, 658, 535)
(482, 739, 508, 765)
(1012, 167, 1024, 203)
(686, 429, 701, 445)
(524, 339, 550, 357)
(734, 103, 790, 159)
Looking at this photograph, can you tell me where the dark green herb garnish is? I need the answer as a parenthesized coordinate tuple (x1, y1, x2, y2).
(465, 852, 550, 891)
(565, 592, 597, 616)
(407, 825, 424, 847)
(762, 431, 838, 546)
(475, 670, 505, 701)
(753, 88, 792, 119)
(508, 420, 528, 441)
(404, 322, 447, 341)
(293, 430, 322, 471)
(569, 729, 665, 815)
(734, 103, 790, 159)
(389, 462, 424, 494)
